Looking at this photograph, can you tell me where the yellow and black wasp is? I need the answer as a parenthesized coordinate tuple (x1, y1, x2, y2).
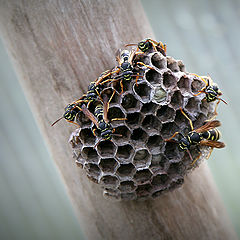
(165, 108, 225, 165)
(191, 74, 227, 120)
(125, 38, 167, 56)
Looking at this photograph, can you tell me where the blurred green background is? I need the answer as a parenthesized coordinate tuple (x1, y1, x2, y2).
(0, 0, 239, 239)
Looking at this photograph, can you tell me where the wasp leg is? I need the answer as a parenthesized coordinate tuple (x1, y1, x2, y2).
(92, 128, 97, 137)
(136, 62, 155, 70)
(206, 147, 214, 160)
(164, 131, 180, 142)
(180, 107, 194, 131)
(111, 118, 127, 122)
(120, 80, 124, 95)
(191, 73, 208, 86)
(106, 90, 116, 112)
(191, 151, 202, 166)
(135, 73, 140, 86)
(206, 99, 220, 122)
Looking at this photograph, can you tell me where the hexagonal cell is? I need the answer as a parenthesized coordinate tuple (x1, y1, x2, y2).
(174, 109, 190, 127)
(145, 69, 161, 85)
(191, 78, 205, 94)
(131, 128, 148, 144)
(200, 100, 209, 116)
(152, 86, 167, 104)
(152, 173, 169, 186)
(141, 102, 158, 114)
(76, 111, 93, 127)
(99, 175, 119, 188)
(177, 60, 185, 72)
(151, 53, 167, 69)
(161, 122, 179, 139)
(101, 88, 120, 104)
(142, 115, 161, 131)
(103, 188, 121, 201)
(79, 128, 96, 145)
(170, 90, 183, 109)
(136, 183, 152, 198)
(150, 154, 168, 173)
(107, 106, 125, 121)
(147, 135, 163, 153)
(185, 97, 200, 113)
(134, 83, 151, 103)
(177, 76, 191, 93)
(163, 72, 177, 89)
(113, 125, 131, 142)
(126, 112, 143, 127)
(69, 129, 82, 148)
(192, 113, 207, 129)
(168, 177, 184, 191)
(133, 149, 151, 168)
(168, 162, 185, 175)
(120, 192, 136, 201)
(134, 169, 152, 184)
(164, 141, 180, 160)
(97, 140, 117, 157)
(82, 147, 98, 163)
(117, 163, 135, 178)
(121, 93, 138, 111)
(118, 180, 136, 192)
(157, 105, 175, 123)
(113, 79, 130, 94)
(167, 57, 180, 72)
(116, 144, 134, 161)
(84, 163, 101, 179)
(99, 158, 118, 173)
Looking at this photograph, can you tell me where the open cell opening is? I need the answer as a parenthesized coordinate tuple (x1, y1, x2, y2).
(142, 115, 161, 131)
(151, 53, 167, 69)
(157, 105, 175, 123)
(150, 154, 167, 173)
(82, 147, 98, 162)
(167, 58, 179, 72)
(112, 79, 130, 94)
(116, 144, 134, 160)
(185, 97, 200, 113)
(163, 72, 177, 89)
(145, 69, 161, 85)
(118, 181, 136, 192)
(174, 109, 189, 127)
(97, 140, 116, 157)
(147, 135, 163, 153)
(113, 125, 131, 142)
(107, 106, 125, 121)
(133, 149, 150, 168)
(152, 174, 169, 186)
(76, 111, 92, 127)
(134, 83, 151, 102)
(192, 113, 207, 129)
(100, 175, 119, 188)
(84, 163, 101, 178)
(131, 128, 147, 143)
(80, 128, 95, 145)
(141, 102, 158, 114)
(121, 93, 138, 110)
(177, 76, 190, 93)
(117, 163, 135, 177)
(170, 91, 183, 109)
(161, 122, 179, 139)
(99, 158, 118, 173)
(191, 78, 205, 94)
(126, 112, 142, 127)
(134, 169, 152, 184)
(164, 141, 180, 160)
(136, 184, 152, 197)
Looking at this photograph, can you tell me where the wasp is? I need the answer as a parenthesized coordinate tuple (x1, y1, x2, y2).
(107, 49, 153, 94)
(165, 108, 225, 165)
(91, 90, 126, 141)
(125, 38, 167, 56)
(191, 74, 227, 120)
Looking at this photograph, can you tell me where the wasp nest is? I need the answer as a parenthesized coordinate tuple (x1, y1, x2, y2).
(69, 49, 216, 201)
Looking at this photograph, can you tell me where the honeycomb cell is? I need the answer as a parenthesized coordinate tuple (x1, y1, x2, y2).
(145, 69, 161, 85)
(113, 79, 130, 94)
(170, 90, 183, 109)
(102, 87, 120, 104)
(164, 141, 180, 160)
(133, 149, 151, 168)
(152, 86, 167, 104)
(168, 162, 184, 175)
(76, 111, 92, 127)
(84, 163, 101, 179)
(97, 140, 117, 157)
(191, 78, 205, 94)
(161, 122, 179, 139)
(142, 115, 161, 131)
(141, 102, 158, 114)
(136, 184, 152, 198)
(82, 147, 98, 163)
(99, 175, 119, 188)
(193, 113, 207, 129)
(163, 72, 177, 89)
(120, 192, 136, 201)
(99, 158, 118, 173)
(87, 174, 99, 184)
(169, 177, 184, 191)
(75, 158, 84, 168)
(177, 60, 185, 72)
(200, 100, 209, 116)
(121, 93, 138, 111)
(177, 76, 191, 94)
(167, 57, 180, 72)
(79, 128, 96, 145)
(185, 97, 200, 113)
(118, 180, 136, 192)
(134, 83, 152, 103)
(134, 169, 152, 184)
(150, 154, 168, 173)
(157, 105, 175, 123)
(126, 112, 143, 127)
(174, 109, 190, 126)
(131, 128, 148, 144)
(152, 173, 169, 186)
(113, 125, 131, 142)
(147, 135, 163, 153)
(107, 106, 125, 121)
(116, 144, 134, 161)
(151, 53, 167, 69)
(117, 163, 136, 178)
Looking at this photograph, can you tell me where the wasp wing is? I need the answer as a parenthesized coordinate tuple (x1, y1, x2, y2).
(195, 120, 221, 133)
(80, 104, 99, 127)
(200, 139, 225, 148)
(102, 94, 110, 123)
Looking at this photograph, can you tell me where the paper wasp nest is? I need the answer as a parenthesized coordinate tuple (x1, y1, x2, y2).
(69, 50, 215, 201)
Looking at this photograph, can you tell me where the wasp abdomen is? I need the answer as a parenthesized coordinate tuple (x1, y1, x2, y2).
(202, 128, 221, 141)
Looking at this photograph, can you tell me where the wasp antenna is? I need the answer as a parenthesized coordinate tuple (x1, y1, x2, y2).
(51, 116, 64, 126)
(219, 98, 228, 105)
(125, 43, 137, 47)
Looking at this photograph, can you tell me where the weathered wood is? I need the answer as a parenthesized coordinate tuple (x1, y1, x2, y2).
(0, 0, 237, 239)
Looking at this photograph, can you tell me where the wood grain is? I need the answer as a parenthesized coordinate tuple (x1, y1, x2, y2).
(0, 0, 237, 239)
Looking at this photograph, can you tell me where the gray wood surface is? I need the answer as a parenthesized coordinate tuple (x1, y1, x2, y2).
(0, 0, 238, 239)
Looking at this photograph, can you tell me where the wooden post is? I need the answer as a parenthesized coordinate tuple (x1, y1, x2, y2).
(0, 1, 237, 239)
